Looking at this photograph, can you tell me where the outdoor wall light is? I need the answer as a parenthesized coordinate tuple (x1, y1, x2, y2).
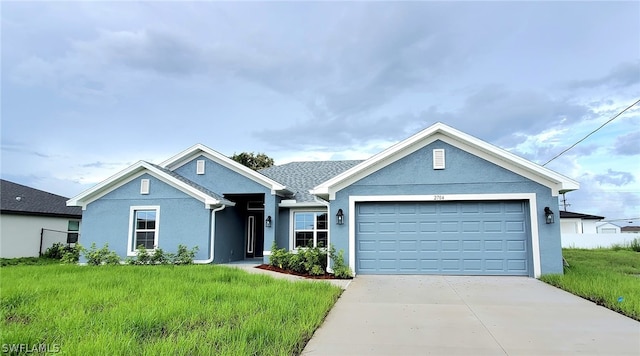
(265, 216, 272, 228)
(336, 209, 344, 225)
(544, 207, 554, 224)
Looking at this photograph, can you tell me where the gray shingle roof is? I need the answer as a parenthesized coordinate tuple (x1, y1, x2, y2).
(1, 179, 82, 218)
(146, 162, 234, 206)
(259, 160, 363, 202)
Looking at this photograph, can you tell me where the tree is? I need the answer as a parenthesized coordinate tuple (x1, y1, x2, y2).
(230, 152, 275, 170)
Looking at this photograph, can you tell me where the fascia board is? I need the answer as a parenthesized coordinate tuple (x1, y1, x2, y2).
(67, 161, 227, 210)
(160, 144, 288, 194)
(311, 122, 579, 199)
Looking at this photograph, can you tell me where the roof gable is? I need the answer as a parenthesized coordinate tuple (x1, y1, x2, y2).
(1, 179, 82, 218)
(310, 122, 579, 200)
(160, 144, 289, 195)
(66, 161, 234, 210)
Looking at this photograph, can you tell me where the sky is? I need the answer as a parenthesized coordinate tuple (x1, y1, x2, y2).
(1, 1, 639, 225)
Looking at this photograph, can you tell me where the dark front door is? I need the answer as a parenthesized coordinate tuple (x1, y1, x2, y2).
(246, 211, 264, 258)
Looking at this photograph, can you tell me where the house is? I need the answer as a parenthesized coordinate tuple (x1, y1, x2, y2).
(595, 222, 621, 234)
(621, 226, 640, 234)
(1, 179, 82, 258)
(67, 123, 579, 277)
(559, 211, 604, 234)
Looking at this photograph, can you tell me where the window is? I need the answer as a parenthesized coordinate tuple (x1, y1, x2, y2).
(67, 220, 80, 244)
(293, 211, 328, 248)
(128, 206, 160, 254)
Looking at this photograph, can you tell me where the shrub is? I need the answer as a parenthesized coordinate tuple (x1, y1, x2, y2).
(174, 244, 198, 265)
(84, 243, 120, 265)
(43, 243, 81, 264)
(269, 242, 289, 269)
(630, 238, 640, 252)
(329, 246, 353, 279)
(299, 246, 327, 274)
(43, 243, 66, 259)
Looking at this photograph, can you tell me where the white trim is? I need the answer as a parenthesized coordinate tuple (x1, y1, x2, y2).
(66, 161, 233, 210)
(279, 200, 327, 208)
(347, 193, 541, 278)
(247, 215, 255, 254)
(160, 144, 288, 195)
(288, 208, 329, 250)
(311, 123, 579, 199)
(127, 205, 160, 256)
(263, 250, 272, 256)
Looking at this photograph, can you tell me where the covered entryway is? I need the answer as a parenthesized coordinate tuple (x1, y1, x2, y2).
(224, 194, 265, 258)
(355, 201, 530, 275)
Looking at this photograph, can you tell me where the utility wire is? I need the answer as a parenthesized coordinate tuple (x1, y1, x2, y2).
(542, 98, 640, 166)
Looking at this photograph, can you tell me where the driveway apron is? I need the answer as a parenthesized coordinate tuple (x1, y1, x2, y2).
(302, 275, 640, 355)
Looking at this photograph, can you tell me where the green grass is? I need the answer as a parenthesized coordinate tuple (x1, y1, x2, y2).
(540, 248, 640, 321)
(0, 264, 342, 355)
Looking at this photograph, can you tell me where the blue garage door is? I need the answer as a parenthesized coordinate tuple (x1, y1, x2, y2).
(356, 201, 530, 275)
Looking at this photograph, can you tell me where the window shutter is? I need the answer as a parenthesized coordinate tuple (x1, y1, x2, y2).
(140, 179, 150, 194)
(433, 149, 445, 169)
(196, 160, 205, 175)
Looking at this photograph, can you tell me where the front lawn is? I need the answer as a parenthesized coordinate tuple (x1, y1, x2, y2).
(540, 248, 640, 321)
(0, 264, 342, 355)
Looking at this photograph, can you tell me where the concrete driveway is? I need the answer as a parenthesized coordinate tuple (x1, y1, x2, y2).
(302, 275, 640, 355)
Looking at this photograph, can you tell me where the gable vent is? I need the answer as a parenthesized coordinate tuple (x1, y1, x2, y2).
(196, 160, 205, 175)
(433, 149, 445, 170)
(140, 179, 150, 194)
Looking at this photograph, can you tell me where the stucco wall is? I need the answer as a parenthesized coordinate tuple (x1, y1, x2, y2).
(329, 140, 563, 276)
(173, 155, 279, 263)
(0, 214, 80, 258)
(213, 206, 245, 263)
(80, 173, 212, 261)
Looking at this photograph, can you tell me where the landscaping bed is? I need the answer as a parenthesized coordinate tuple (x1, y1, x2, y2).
(540, 248, 640, 321)
(256, 264, 351, 279)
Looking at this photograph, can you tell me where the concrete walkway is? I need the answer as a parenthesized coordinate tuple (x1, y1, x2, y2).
(302, 275, 640, 355)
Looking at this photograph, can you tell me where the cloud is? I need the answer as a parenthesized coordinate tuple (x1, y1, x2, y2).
(593, 169, 635, 186)
(613, 131, 640, 155)
(568, 61, 640, 89)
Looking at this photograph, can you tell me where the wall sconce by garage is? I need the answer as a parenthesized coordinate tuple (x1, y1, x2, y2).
(336, 209, 344, 225)
(265, 216, 272, 228)
(544, 207, 554, 224)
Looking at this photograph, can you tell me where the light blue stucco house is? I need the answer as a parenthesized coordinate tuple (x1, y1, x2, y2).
(67, 123, 579, 277)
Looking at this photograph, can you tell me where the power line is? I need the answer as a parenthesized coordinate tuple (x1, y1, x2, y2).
(542, 98, 640, 166)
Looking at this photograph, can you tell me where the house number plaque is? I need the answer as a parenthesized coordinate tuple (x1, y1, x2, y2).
(433, 195, 445, 200)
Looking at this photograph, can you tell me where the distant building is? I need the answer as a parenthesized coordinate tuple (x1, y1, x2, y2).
(559, 211, 604, 234)
(0, 179, 82, 258)
(621, 226, 640, 234)
(596, 222, 621, 234)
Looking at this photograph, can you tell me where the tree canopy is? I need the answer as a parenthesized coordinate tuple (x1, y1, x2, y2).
(230, 152, 275, 171)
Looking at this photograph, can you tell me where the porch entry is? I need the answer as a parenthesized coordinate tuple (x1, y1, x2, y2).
(224, 194, 265, 259)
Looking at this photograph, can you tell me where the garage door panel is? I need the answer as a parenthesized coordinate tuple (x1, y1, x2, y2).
(356, 201, 529, 275)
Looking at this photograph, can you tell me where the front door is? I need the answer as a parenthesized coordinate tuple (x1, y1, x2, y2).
(246, 212, 264, 258)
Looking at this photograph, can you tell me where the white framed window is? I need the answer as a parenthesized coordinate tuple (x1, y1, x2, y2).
(292, 211, 328, 249)
(196, 160, 205, 175)
(127, 206, 160, 255)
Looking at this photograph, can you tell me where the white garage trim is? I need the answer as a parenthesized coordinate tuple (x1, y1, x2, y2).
(348, 193, 541, 277)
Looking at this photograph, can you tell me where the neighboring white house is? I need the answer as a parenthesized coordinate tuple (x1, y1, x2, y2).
(0, 179, 82, 258)
(596, 222, 621, 234)
(559, 210, 638, 248)
(560, 211, 604, 234)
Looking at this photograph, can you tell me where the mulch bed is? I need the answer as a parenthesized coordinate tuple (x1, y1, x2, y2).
(255, 264, 351, 280)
